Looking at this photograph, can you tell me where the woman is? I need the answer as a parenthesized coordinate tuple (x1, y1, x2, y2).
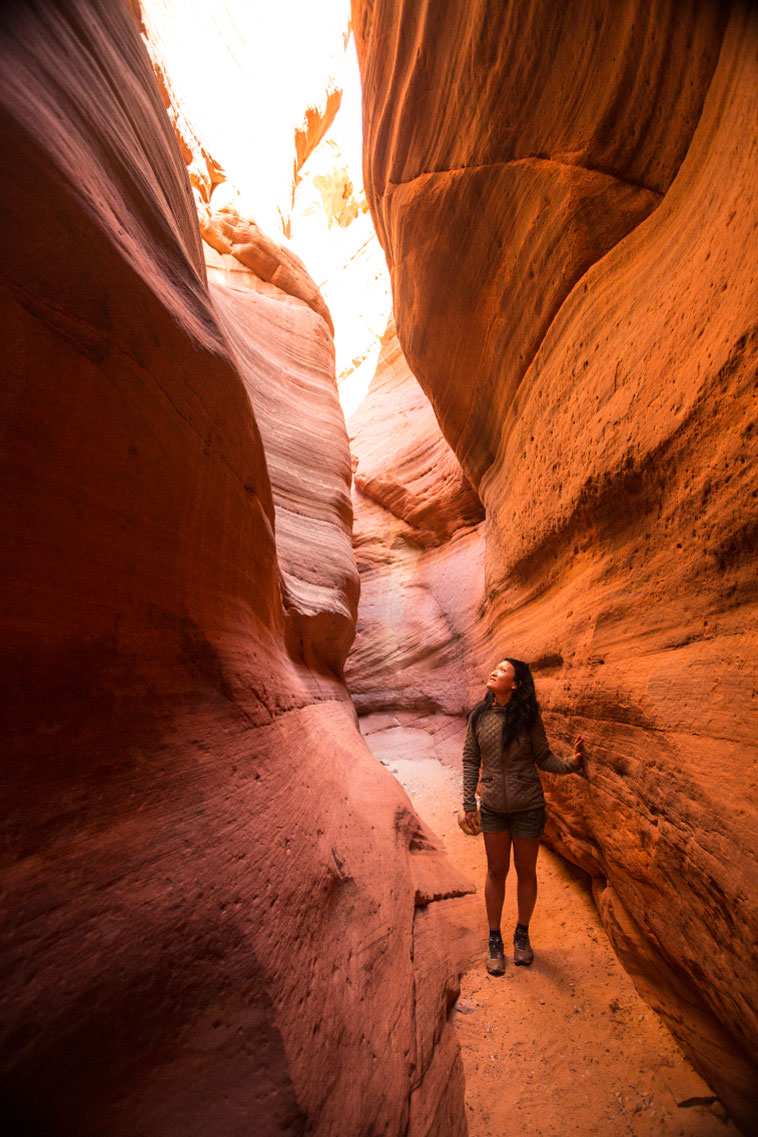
(462, 657, 584, 974)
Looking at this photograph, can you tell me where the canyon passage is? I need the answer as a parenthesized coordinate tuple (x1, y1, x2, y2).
(1, 2, 756, 1136)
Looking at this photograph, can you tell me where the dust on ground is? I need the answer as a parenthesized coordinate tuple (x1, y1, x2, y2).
(387, 754, 738, 1137)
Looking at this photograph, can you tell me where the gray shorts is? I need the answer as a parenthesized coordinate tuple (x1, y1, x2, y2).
(480, 804, 546, 838)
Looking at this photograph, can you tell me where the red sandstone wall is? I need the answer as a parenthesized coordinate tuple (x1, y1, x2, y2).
(0, 3, 477, 1134)
(352, 0, 758, 1129)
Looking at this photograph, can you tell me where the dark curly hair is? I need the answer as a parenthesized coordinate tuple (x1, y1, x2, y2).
(468, 658, 540, 747)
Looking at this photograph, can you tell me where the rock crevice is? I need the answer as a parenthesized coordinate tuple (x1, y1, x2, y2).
(382, 153, 666, 199)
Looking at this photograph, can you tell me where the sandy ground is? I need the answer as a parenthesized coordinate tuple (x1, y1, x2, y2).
(387, 754, 739, 1137)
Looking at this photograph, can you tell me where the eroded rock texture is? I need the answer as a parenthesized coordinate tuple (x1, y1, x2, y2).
(347, 318, 485, 765)
(353, 0, 758, 1129)
(0, 3, 476, 1134)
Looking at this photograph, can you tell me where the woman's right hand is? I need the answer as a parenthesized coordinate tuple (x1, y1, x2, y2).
(465, 810, 480, 834)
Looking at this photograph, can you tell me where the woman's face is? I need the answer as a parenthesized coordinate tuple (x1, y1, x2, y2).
(486, 659, 517, 696)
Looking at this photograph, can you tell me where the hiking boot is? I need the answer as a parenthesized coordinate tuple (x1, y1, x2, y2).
(486, 939, 506, 975)
(513, 926, 534, 966)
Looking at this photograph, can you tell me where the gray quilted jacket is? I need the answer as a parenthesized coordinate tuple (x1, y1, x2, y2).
(462, 703, 576, 813)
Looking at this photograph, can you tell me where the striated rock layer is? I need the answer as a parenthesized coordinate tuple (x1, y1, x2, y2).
(205, 245, 356, 673)
(353, 0, 758, 1129)
(0, 3, 477, 1135)
(351, 317, 484, 548)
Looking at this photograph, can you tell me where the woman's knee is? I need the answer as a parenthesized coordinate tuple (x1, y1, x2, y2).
(487, 864, 509, 883)
(515, 864, 537, 885)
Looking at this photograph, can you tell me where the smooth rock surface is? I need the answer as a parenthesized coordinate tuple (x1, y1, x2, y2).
(354, 0, 728, 483)
(352, 0, 758, 1129)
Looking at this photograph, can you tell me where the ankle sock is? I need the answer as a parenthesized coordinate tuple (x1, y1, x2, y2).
(514, 922, 529, 937)
(488, 929, 503, 944)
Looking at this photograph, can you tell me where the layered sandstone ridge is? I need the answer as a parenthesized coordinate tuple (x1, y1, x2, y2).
(353, 0, 758, 1130)
(203, 207, 335, 334)
(205, 245, 356, 672)
(0, 3, 477, 1135)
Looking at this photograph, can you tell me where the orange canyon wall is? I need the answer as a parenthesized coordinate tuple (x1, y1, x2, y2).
(0, 3, 477, 1135)
(352, 0, 758, 1130)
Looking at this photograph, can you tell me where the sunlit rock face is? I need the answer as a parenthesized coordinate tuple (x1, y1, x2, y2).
(347, 318, 486, 766)
(354, 0, 729, 483)
(0, 3, 477, 1135)
(135, 0, 350, 238)
(137, 0, 359, 673)
(353, 0, 758, 1128)
(287, 37, 395, 420)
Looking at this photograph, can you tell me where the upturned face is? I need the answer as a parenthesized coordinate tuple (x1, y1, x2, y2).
(486, 659, 517, 696)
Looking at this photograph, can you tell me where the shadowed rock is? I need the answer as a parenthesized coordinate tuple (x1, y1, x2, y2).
(0, 3, 476, 1134)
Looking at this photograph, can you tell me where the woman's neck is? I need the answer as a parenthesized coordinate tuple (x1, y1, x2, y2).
(493, 691, 512, 707)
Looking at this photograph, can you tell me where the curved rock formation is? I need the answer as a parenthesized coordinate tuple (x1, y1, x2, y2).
(0, 3, 476, 1134)
(355, 0, 728, 483)
(203, 206, 334, 333)
(351, 317, 484, 547)
(353, 0, 758, 1129)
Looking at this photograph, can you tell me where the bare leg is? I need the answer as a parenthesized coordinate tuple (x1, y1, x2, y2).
(483, 830, 512, 931)
(512, 835, 540, 925)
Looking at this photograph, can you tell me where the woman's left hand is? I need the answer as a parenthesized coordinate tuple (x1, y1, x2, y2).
(571, 735, 584, 768)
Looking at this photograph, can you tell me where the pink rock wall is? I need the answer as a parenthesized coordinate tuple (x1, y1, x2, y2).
(352, 0, 758, 1129)
(347, 320, 485, 723)
(351, 317, 484, 547)
(0, 3, 476, 1134)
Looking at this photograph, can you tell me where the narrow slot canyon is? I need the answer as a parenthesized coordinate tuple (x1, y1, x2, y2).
(1, 3, 756, 1137)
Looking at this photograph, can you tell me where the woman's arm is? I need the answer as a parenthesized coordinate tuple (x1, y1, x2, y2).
(531, 712, 583, 774)
(462, 717, 482, 810)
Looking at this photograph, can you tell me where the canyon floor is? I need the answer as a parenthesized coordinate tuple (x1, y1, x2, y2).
(383, 752, 738, 1137)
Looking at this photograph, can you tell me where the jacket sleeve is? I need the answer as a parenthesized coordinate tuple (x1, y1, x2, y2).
(531, 712, 576, 774)
(462, 717, 482, 811)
